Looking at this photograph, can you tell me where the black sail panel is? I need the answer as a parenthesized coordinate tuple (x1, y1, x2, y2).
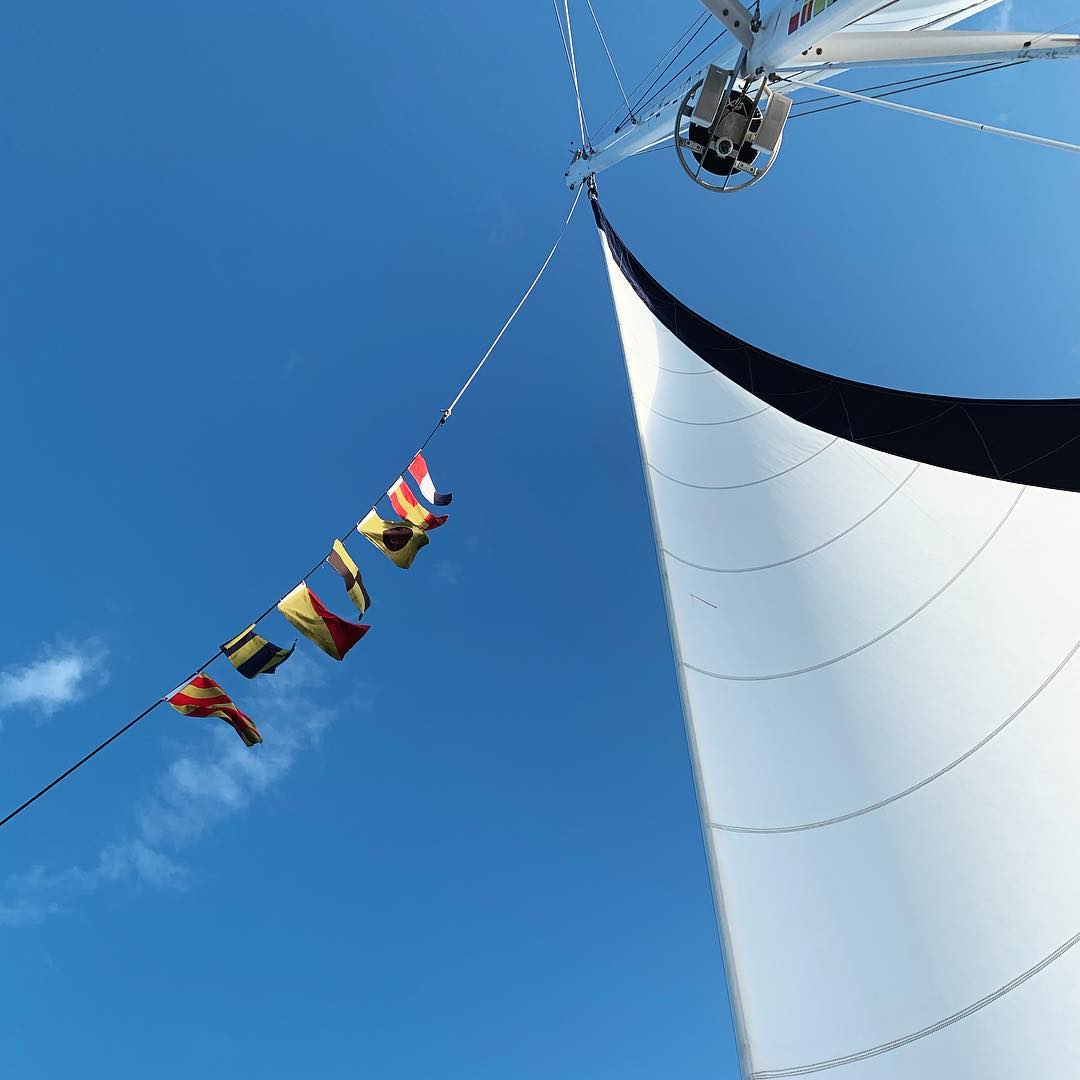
(594, 197, 1080, 494)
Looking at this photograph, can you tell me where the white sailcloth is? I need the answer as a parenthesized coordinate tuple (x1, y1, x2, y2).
(599, 218, 1080, 1078)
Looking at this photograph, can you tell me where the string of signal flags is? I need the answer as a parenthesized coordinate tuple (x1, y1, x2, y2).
(0, 185, 584, 832)
(173, 453, 453, 748)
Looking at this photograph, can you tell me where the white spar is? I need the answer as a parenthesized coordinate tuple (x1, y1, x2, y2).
(565, 0, 1080, 188)
(772, 30, 1080, 71)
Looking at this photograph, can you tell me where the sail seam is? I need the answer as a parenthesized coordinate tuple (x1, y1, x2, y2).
(752, 926, 1080, 1076)
(683, 488, 1025, 681)
(647, 439, 839, 491)
(649, 405, 770, 427)
(710, 632, 1080, 833)
(663, 464, 920, 574)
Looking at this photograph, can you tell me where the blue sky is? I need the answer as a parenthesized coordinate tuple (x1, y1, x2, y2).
(0, 2, 1076, 1077)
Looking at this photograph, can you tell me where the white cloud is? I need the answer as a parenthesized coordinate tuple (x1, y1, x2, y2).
(0, 898, 62, 929)
(0, 642, 108, 717)
(1, 653, 363, 925)
(993, 0, 1012, 30)
(434, 559, 462, 586)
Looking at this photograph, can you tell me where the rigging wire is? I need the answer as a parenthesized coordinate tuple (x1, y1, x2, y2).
(590, 10, 710, 142)
(789, 59, 1028, 119)
(631, 58, 1030, 158)
(583, 0, 634, 123)
(629, 27, 729, 123)
(0, 188, 585, 833)
(789, 74, 1080, 152)
(625, 16, 716, 122)
(551, 0, 588, 146)
(1025, 13, 1080, 48)
(563, 0, 591, 147)
(789, 60, 1012, 108)
(551, 0, 574, 82)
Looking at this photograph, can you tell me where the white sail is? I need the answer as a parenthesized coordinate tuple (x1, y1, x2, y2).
(597, 201, 1080, 1078)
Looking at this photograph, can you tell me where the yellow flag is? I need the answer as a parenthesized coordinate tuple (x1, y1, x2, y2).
(357, 509, 429, 569)
(326, 539, 371, 615)
(277, 582, 369, 661)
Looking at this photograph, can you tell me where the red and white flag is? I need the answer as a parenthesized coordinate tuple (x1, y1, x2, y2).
(408, 451, 452, 507)
(388, 476, 448, 531)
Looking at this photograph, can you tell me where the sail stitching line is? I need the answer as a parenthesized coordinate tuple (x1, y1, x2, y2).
(683, 488, 1025, 681)
(960, 405, 1002, 478)
(651, 365, 716, 375)
(663, 464, 920, 574)
(1000, 427, 1080, 479)
(836, 388, 855, 441)
(850, 403, 960, 445)
(647, 438, 839, 491)
(752, 925, 1080, 1077)
(711, 631, 1080, 833)
(649, 405, 769, 426)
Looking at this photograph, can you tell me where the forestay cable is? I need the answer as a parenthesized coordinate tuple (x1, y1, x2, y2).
(0, 188, 585, 832)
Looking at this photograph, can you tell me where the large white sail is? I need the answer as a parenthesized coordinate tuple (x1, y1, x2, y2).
(596, 198, 1080, 1078)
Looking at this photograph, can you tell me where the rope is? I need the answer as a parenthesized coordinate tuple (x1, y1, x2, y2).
(0, 188, 585, 833)
(446, 186, 583, 417)
(0, 702, 164, 830)
(583, 0, 634, 122)
(561, 0, 590, 147)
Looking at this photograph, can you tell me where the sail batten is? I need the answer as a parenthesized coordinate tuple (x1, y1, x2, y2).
(597, 197, 1080, 1078)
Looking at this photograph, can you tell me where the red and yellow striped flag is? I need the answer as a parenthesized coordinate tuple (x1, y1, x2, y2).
(167, 674, 262, 747)
(388, 476, 447, 531)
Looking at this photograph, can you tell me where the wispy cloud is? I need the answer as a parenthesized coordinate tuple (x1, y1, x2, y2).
(0, 898, 63, 929)
(434, 559, 462, 586)
(993, 0, 1012, 30)
(0, 641, 108, 718)
(1, 654, 367, 926)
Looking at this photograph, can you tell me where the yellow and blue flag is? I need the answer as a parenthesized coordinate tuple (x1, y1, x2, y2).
(221, 625, 294, 679)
